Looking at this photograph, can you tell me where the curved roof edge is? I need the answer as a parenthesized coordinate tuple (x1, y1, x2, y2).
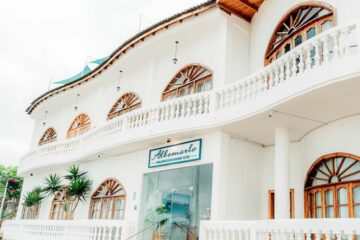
(27, 0, 264, 115)
(26, 1, 216, 115)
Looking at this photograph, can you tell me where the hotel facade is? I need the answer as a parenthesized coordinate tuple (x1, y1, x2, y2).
(3, 0, 360, 239)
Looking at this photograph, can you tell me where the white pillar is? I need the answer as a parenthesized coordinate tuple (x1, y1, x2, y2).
(211, 131, 230, 220)
(274, 127, 290, 219)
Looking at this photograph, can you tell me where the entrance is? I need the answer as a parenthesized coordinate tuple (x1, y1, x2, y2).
(138, 164, 213, 240)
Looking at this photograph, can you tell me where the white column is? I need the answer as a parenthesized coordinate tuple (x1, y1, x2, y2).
(274, 127, 290, 219)
(210, 131, 230, 220)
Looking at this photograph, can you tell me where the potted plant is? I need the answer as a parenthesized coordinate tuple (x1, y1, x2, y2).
(23, 186, 44, 219)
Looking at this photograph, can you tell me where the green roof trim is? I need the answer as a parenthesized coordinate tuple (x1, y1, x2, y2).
(90, 56, 109, 65)
(53, 65, 92, 85)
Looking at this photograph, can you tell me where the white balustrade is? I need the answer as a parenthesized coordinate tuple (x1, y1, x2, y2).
(200, 219, 360, 240)
(1, 219, 136, 240)
(19, 20, 359, 174)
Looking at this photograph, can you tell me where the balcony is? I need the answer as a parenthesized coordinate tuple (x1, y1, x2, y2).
(2, 219, 359, 240)
(19, 20, 360, 175)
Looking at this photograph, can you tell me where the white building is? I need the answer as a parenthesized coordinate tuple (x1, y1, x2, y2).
(3, 0, 360, 239)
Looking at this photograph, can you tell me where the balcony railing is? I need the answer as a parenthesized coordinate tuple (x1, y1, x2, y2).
(19, 20, 359, 174)
(2, 219, 359, 240)
(200, 219, 360, 240)
(1, 219, 136, 240)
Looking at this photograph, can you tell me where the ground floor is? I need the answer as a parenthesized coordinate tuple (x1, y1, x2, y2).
(17, 114, 360, 239)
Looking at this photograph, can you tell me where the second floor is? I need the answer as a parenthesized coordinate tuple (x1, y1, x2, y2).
(22, 0, 360, 174)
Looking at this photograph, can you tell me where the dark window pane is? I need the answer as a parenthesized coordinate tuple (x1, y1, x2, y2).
(284, 43, 291, 53)
(295, 35, 302, 47)
(307, 27, 316, 39)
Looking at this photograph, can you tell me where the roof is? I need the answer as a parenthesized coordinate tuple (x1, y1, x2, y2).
(26, 0, 263, 114)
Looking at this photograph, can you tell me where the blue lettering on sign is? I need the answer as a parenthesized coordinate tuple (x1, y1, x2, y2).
(148, 139, 202, 168)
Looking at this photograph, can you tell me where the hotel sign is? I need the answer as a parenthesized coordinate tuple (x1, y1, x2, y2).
(148, 139, 202, 168)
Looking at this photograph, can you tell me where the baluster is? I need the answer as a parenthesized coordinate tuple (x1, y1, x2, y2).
(187, 98, 192, 116)
(341, 27, 351, 55)
(346, 233, 353, 240)
(304, 44, 312, 71)
(260, 73, 266, 93)
(331, 31, 340, 60)
(160, 105, 166, 121)
(321, 35, 330, 64)
(305, 231, 312, 240)
(232, 85, 237, 105)
(220, 90, 225, 109)
(290, 53, 298, 77)
(269, 67, 276, 88)
(298, 49, 305, 74)
(279, 60, 285, 84)
(285, 56, 291, 80)
(237, 83, 243, 104)
(251, 77, 256, 98)
(206, 94, 211, 113)
(313, 40, 321, 68)
(201, 95, 206, 114)
(137, 112, 143, 127)
(175, 101, 181, 119)
(253, 76, 259, 97)
(273, 65, 279, 87)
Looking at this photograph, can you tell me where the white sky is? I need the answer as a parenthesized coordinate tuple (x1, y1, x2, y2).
(0, 0, 205, 167)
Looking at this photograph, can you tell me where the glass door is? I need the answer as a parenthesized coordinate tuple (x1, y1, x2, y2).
(139, 164, 212, 240)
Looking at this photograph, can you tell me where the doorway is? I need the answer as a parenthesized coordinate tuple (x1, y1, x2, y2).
(138, 164, 213, 240)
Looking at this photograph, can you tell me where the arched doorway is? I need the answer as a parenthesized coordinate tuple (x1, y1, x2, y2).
(304, 153, 360, 218)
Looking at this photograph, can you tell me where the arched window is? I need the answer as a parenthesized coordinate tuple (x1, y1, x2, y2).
(38, 127, 57, 146)
(89, 178, 126, 219)
(162, 64, 213, 101)
(49, 186, 75, 220)
(265, 3, 334, 65)
(107, 92, 141, 120)
(66, 113, 91, 139)
(305, 153, 360, 218)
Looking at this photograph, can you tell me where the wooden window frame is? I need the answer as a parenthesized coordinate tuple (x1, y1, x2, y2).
(38, 127, 57, 146)
(107, 92, 142, 120)
(66, 113, 91, 139)
(49, 186, 76, 220)
(268, 189, 295, 219)
(161, 64, 213, 101)
(264, 3, 335, 65)
(304, 152, 360, 218)
(88, 178, 126, 220)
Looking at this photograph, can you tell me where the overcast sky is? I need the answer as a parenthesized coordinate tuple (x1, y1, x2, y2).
(0, 0, 205, 167)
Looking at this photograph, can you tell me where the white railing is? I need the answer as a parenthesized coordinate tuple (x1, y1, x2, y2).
(200, 219, 360, 240)
(19, 20, 360, 174)
(1, 219, 136, 240)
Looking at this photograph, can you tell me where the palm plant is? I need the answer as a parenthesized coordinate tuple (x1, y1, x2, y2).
(23, 186, 44, 219)
(66, 177, 92, 215)
(64, 165, 86, 182)
(42, 173, 62, 197)
(42, 165, 92, 218)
